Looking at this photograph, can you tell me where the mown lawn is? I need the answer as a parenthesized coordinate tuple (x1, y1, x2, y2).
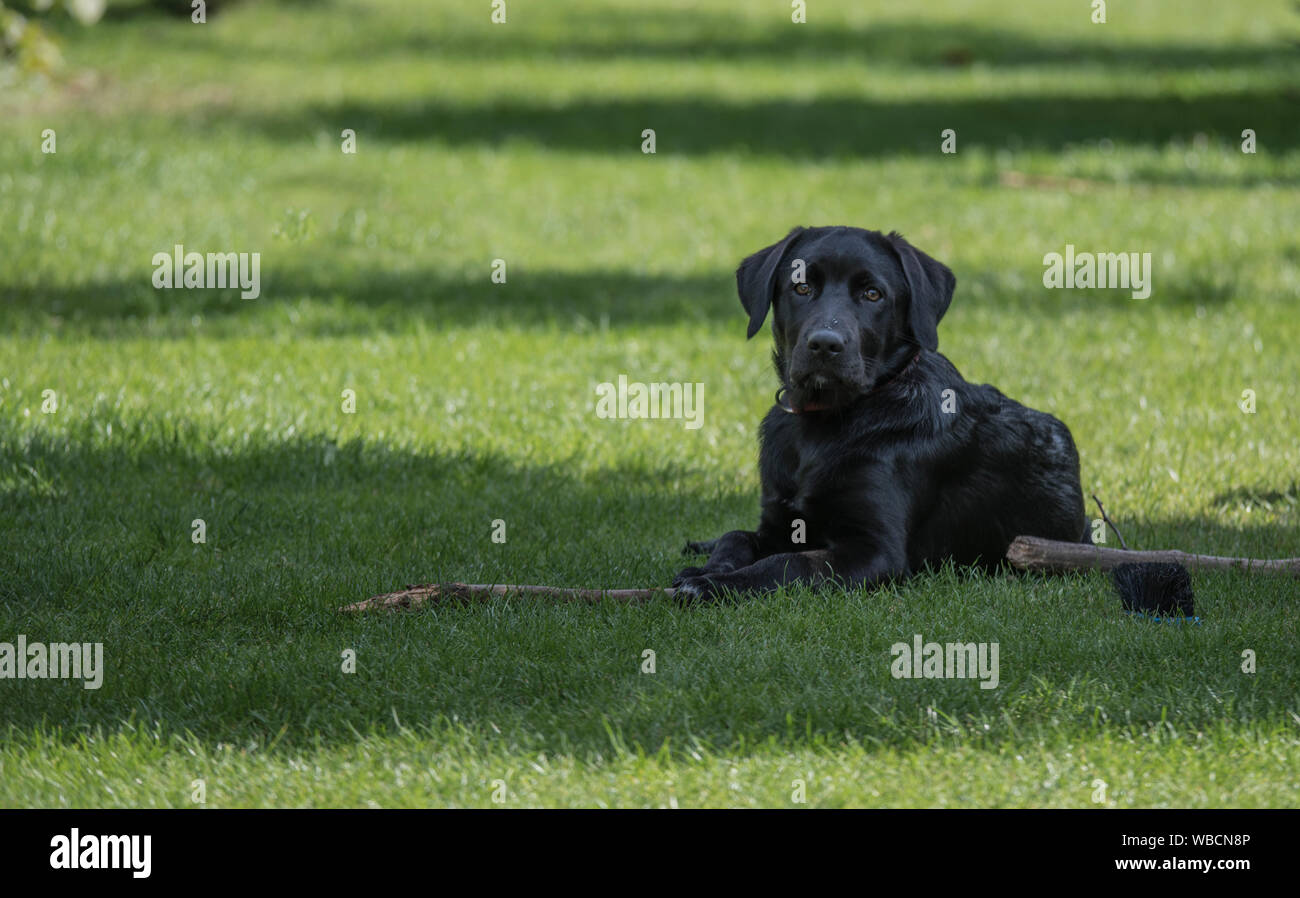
(1, 0, 1298, 807)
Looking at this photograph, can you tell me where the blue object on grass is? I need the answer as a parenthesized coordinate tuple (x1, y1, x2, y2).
(1123, 610, 1202, 625)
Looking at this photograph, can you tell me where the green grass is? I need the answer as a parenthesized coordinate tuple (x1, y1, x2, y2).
(1, 0, 1298, 808)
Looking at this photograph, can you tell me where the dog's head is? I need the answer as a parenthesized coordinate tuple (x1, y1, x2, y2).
(736, 226, 955, 411)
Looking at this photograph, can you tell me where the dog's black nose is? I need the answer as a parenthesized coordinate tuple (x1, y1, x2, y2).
(806, 329, 845, 355)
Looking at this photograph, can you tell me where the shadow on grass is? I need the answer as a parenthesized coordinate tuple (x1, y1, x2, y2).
(222, 89, 1300, 162)
(1212, 480, 1300, 511)
(396, 18, 1300, 70)
(96, 0, 319, 22)
(0, 259, 1246, 337)
(115, 7, 1298, 166)
(0, 429, 748, 746)
(0, 429, 731, 597)
(0, 269, 733, 333)
(140, 8, 1300, 71)
(2, 427, 1297, 753)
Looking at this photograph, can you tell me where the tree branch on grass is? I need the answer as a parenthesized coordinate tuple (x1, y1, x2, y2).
(342, 537, 1300, 611)
(1004, 535, 1300, 578)
(341, 582, 674, 612)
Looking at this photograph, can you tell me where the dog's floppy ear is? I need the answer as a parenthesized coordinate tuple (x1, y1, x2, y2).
(736, 226, 805, 339)
(887, 231, 955, 352)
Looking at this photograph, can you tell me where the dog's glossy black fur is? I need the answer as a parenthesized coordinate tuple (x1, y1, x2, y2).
(673, 226, 1087, 600)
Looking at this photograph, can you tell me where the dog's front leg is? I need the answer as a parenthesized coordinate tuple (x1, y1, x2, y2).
(674, 546, 907, 602)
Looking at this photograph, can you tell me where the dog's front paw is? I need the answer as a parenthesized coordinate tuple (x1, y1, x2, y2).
(671, 566, 709, 588)
(671, 574, 723, 603)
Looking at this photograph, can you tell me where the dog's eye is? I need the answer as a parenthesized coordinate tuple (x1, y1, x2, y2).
(864, 288, 882, 302)
(794, 283, 812, 295)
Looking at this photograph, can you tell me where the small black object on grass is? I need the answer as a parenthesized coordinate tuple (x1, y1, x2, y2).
(1111, 562, 1196, 621)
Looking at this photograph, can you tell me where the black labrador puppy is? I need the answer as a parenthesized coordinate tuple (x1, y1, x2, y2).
(673, 226, 1087, 600)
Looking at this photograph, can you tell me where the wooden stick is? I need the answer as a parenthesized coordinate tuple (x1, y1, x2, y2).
(1005, 535, 1300, 577)
(341, 582, 675, 612)
(344, 538, 1300, 611)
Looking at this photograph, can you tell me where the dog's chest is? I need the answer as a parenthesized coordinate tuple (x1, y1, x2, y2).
(761, 411, 901, 533)
(777, 437, 881, 524)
